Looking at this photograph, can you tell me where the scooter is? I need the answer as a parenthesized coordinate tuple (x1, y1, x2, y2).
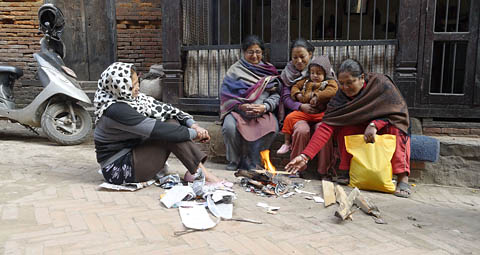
(0, 4, 92, 145)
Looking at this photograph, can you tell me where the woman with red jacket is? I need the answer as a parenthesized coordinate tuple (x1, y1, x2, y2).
(285, 59, 412, 198)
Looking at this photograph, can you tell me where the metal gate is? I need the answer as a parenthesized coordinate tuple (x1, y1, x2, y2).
(289, 0, 398, 76)
(420, 0, 479, 106)
(178, 0, 400, 113)
(181, 0, 271, 104)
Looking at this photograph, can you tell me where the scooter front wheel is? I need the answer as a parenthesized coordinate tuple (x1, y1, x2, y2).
(41, 103, 92, 145)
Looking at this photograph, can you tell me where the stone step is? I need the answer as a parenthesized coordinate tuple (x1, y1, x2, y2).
(79, 81, 98, 91)
(410, 136, 480, 188)
(196, 120, 480, 188)
(422, 119, 480, 137)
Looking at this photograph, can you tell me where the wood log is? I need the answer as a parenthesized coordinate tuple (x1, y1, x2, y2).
(335, 186, 360, 220)
(322, 180, 336, 207)
(247, 179, 264, 189)
(354, 193, 380, 217)
(234, 170, 271, 183)
(255, 170, 291, 175)
(354, 193, 383, 224)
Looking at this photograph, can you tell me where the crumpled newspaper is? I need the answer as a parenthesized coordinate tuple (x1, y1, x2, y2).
(98, 180, 155, 192)
(155, 174, 181, 189)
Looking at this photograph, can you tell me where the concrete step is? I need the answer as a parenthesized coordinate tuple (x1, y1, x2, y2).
(196, 120, 480, 188)
(79, 81, 98, 91)
(410, 136, 480, 188)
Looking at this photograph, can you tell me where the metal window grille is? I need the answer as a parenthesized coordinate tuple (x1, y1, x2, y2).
(430, 0, 470, 95)
(181, 0, 400, 99)
(181, 0, 271, 98)
(290, 0, 399, 76)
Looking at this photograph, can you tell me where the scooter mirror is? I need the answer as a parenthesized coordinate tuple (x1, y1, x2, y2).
(38, 4, 65, 40)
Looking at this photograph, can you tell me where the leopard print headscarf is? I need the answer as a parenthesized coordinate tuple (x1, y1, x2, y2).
(94, 62, 191, 123)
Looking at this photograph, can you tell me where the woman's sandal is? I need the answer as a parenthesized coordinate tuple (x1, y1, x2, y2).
(394, 181, 412, 198)
(318, 174, 333, 182)
(334, 170, 350, 185)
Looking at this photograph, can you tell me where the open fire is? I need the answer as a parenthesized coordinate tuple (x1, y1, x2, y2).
(260, 149, 276, 174)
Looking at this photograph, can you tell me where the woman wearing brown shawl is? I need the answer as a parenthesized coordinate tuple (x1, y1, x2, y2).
(285, 59, 412, 198)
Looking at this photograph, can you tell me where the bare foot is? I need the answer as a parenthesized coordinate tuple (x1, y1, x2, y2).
(199, 163, 221, 183)
(396, 172, 409, 184)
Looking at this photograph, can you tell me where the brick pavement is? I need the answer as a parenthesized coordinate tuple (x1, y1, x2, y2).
(1, 124, 480, 254)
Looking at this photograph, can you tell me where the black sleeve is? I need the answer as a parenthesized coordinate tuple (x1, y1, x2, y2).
(104, 103, 192, 142)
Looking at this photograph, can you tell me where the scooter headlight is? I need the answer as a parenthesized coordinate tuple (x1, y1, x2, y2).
(61, 66, 77, 79)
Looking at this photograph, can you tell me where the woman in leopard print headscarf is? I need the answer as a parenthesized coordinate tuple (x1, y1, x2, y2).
(93, 62, 226, 186)
(94, 62, 190, 124)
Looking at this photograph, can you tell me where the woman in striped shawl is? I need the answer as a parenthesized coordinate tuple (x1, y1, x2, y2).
(220, 35, 280, 171)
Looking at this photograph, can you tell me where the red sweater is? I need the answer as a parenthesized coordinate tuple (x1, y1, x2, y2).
(302, 120, 388, 160)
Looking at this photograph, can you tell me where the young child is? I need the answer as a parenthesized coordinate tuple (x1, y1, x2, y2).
(277, 57, 338, 154)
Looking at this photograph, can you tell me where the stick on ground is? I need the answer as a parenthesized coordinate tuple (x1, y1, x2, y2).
(322, 180, 336, 207)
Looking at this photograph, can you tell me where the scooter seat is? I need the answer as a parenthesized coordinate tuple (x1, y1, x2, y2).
(0, 65, 23, 78)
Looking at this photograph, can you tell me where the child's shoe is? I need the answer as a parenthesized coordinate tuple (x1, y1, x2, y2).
(276, 144, 291, 154)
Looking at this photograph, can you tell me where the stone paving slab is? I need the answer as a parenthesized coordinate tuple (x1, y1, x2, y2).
(1, 122, 480, 254)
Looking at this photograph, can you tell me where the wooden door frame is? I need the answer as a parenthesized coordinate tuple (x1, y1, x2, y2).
(418, 0, 479, 106)
(50, 0, 117, 81)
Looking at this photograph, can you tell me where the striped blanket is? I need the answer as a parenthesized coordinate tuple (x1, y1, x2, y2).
(220, 58, 279, 120)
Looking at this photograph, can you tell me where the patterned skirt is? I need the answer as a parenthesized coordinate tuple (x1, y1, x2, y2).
(101, 152, 136, 184)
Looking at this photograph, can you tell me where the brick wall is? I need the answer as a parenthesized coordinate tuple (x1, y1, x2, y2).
(115, 0, 162, 74)
(0, 0, 43, 80)
(0, 0, 44, 106)
(1, 0, 163, 107)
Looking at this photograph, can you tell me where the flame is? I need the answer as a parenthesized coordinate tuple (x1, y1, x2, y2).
(260, 149, 276, 174)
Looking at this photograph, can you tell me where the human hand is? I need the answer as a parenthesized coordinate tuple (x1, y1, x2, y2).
(320, 81, 328, 89)
(249, 104, 266, 115)
(296, 94, 304, 102)
(285, 155, 308, 174)
(363, 124, 377, 143)
(300, 104, 320, 114)
(192, 124, 210, 143)
(238, 104, 255, 117)
(238, 104, 251, 113)
(307, 92, 314, 100)
(309, 96, 318, 106)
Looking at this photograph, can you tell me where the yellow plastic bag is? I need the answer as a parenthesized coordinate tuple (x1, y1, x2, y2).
(344, 134, 396, 193)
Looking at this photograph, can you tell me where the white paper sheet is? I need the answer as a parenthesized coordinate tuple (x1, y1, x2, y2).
(256, 202, 280, 211)
(161, 185, 195, 208)
(206, 195, 233, 219)
(295, 188, 317, 195)
(179, 204, 219, 230)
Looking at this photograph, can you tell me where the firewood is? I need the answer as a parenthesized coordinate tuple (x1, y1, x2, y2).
(247, 179, 264, 189)
(322, 180, 336, 207)
(255, 170, 291, 175)
(354, 193, 380, 217)
(234, 170, 271, 182)
(335, 186, 360, 221)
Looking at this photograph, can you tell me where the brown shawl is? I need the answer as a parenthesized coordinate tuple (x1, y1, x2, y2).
(323, 73, 409, 134)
